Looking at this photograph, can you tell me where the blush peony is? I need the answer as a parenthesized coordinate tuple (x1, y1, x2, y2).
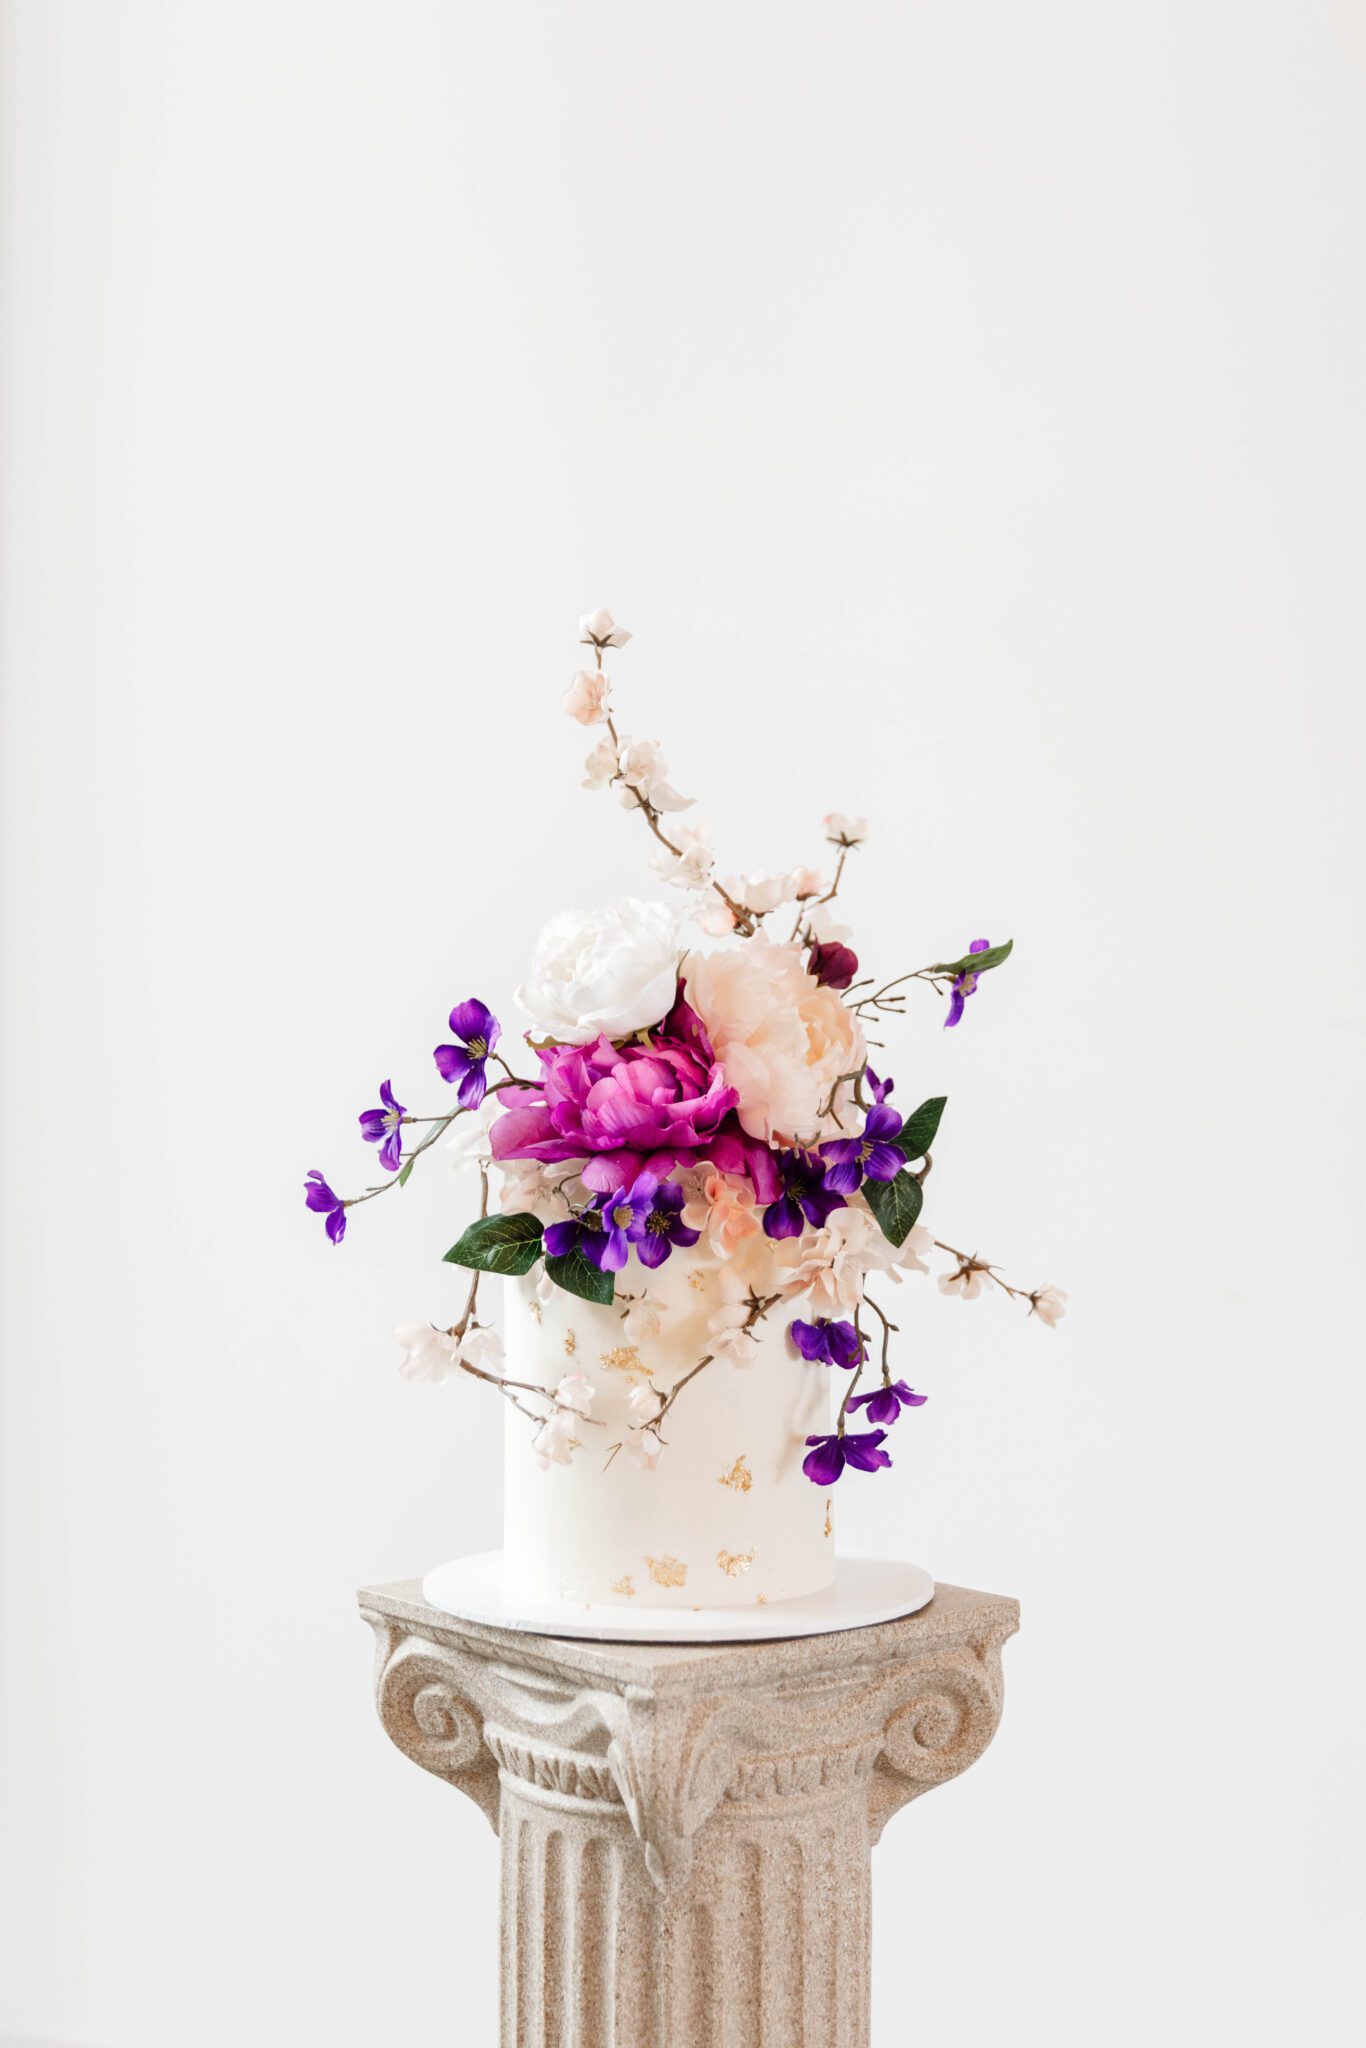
(683, 939, 865, 1146)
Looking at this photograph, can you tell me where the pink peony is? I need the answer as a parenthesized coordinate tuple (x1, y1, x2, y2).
(683, 940, 865, 1146)
(490, 989, 781, 1200)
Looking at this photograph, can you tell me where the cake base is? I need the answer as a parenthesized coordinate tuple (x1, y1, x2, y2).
(420, 1549, 935, 1643)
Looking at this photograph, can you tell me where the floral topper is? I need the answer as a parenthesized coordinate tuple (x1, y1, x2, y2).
(304, 610, 1064, 1483)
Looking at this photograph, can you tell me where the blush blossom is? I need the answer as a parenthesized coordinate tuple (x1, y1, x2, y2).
(563, 669, 611, 725)
(491, 988, 780, 1201)
(684, 939, 865, 1146)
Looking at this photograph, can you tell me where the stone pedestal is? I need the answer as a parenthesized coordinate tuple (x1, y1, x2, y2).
(359, 1578, 1018, 2048)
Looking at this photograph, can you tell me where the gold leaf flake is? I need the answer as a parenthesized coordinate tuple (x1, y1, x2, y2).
(719, 1454, 753, 1493)
(716, 1547, 756, 1578)
(756, 1594, 767, 1606)
(611, 1575, 636, 1598)
(824, 1499, 833, 1538)
(646, 1554, 687, 1589)
(687, 1270, 707, 1292)
(563, 1329, 577, 1356)
(601, 1344, 648, 1378)
(529, 1300, 543, 1325)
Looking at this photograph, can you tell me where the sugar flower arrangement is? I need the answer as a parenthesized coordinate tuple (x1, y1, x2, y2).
(304, 609, 1065, 1486)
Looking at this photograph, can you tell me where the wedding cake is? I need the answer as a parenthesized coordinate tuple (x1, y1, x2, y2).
(304, 608, 1064, 1630)
(501, 1239, 833, 1611)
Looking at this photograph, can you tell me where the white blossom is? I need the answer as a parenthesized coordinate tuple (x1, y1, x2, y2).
(616, 737, 692, 814)
(532, 1405, 580, 1470)
(621, 1291, 667, 1342)
(579, 606, 632, 650)
(582, 734, 620, 790)
(939, 1262, 988, 1301)
(707, 1268, 762, 1364)
(394, 1321, 504, 1383)
(1029, 1283, 1068, 1329)
(553, 1370, 595, 1417)
(650, 822, 715, 889)
(447, 1099, 498, 1173)
(822, 812, 870, 847)
(626, 1382, 664, 1425)
(624, 1426, 664, 1471)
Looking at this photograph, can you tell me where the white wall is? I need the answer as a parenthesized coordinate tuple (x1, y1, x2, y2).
(1, 3, 1362, 2043)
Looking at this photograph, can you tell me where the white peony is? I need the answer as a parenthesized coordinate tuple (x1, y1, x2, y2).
(517, 898, 683, 1045)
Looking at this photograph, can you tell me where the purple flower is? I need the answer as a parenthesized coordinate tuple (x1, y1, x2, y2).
(866, 1068, 894, 1103)
(358, 1079, 406, 1174)
(303, 1170, 346, 1245)
(849, 1379, 928, 1425)
(820, 1102, 906, 1194)
(763, 1150, 847, 1240)
(801, 1428, 893, 1486)
(635, 1179, 701, 1269)
(809, 940, 858, 990)
(543, 1205, 609, 1269)
(434, 998, 501, 1108)
(594, 1172, 660, 1272)
(790, 1317, 864, 1369)
(945, 940, 990, 1029)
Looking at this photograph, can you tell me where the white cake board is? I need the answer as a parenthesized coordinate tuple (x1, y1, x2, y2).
(421, 1549, 935, 1644)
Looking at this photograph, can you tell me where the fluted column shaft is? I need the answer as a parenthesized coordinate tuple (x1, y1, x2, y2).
(359, 1579, 1018, 2048)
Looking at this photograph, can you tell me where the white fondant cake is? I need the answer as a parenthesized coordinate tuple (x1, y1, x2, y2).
(501, 1238, 835, 1610)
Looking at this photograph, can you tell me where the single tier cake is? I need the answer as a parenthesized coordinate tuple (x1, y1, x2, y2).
(502, 1236, 835, 1609)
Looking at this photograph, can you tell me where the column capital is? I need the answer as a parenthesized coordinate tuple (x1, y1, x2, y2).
(360, 1578, 1018, 1894)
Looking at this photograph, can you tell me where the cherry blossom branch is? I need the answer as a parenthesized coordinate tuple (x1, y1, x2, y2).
(648, 1288, 783, 1439)
(932, 1237, 1061, 1319)
(339, 1078, 523, 1214)
(600, 708, 758, 936)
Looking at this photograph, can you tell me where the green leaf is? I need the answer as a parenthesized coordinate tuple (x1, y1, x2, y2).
(863, 1170, 924, 1247)
(443, 1212, 543, 1276)
(892, 1095, 946, 1163)
(397, 1158, 416, 1188)
(931, 937, 1014, 978)
(544, 1248, 616, 1306)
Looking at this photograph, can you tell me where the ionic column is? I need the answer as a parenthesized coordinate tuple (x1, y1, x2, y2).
(360, 1580, 1017, 2048)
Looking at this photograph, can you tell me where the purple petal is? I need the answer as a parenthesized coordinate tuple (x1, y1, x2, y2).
(825, 1321, 864, 1370)
(968, 938, 990, 955)
(457, 1063, 488, 1110)
(864, 1104, 903, 1141)
(862, 1143, 905, 1182)
(763, 1194, 806, 1240)
(635, 1233, 672, 1269)
(447, 998, 500, 1049)
(324, 1204, 347, 1245)
(598, 1227, 630, 1272)
(434, 1043, 474, 1084)
(821, 1156, 863, 1195)
(790, 1319, 830, 1363)
(802, 1436, 846, 1486)
(304, 1171, 339, 1213)
(667, 1220, 701, 1249)
(944, 987, 966, 1029)
(379, 1078, 405, 1115)
(378, 1128, 403, 1174)
(842, 1429, 892, 1473)
(358, 1109, 388, 1144)
(891, 1380, 928, 1407)
(543, 1220, 579, 1258)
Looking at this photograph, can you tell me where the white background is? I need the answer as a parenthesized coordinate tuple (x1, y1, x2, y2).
(2, 3, 1363, 2043)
